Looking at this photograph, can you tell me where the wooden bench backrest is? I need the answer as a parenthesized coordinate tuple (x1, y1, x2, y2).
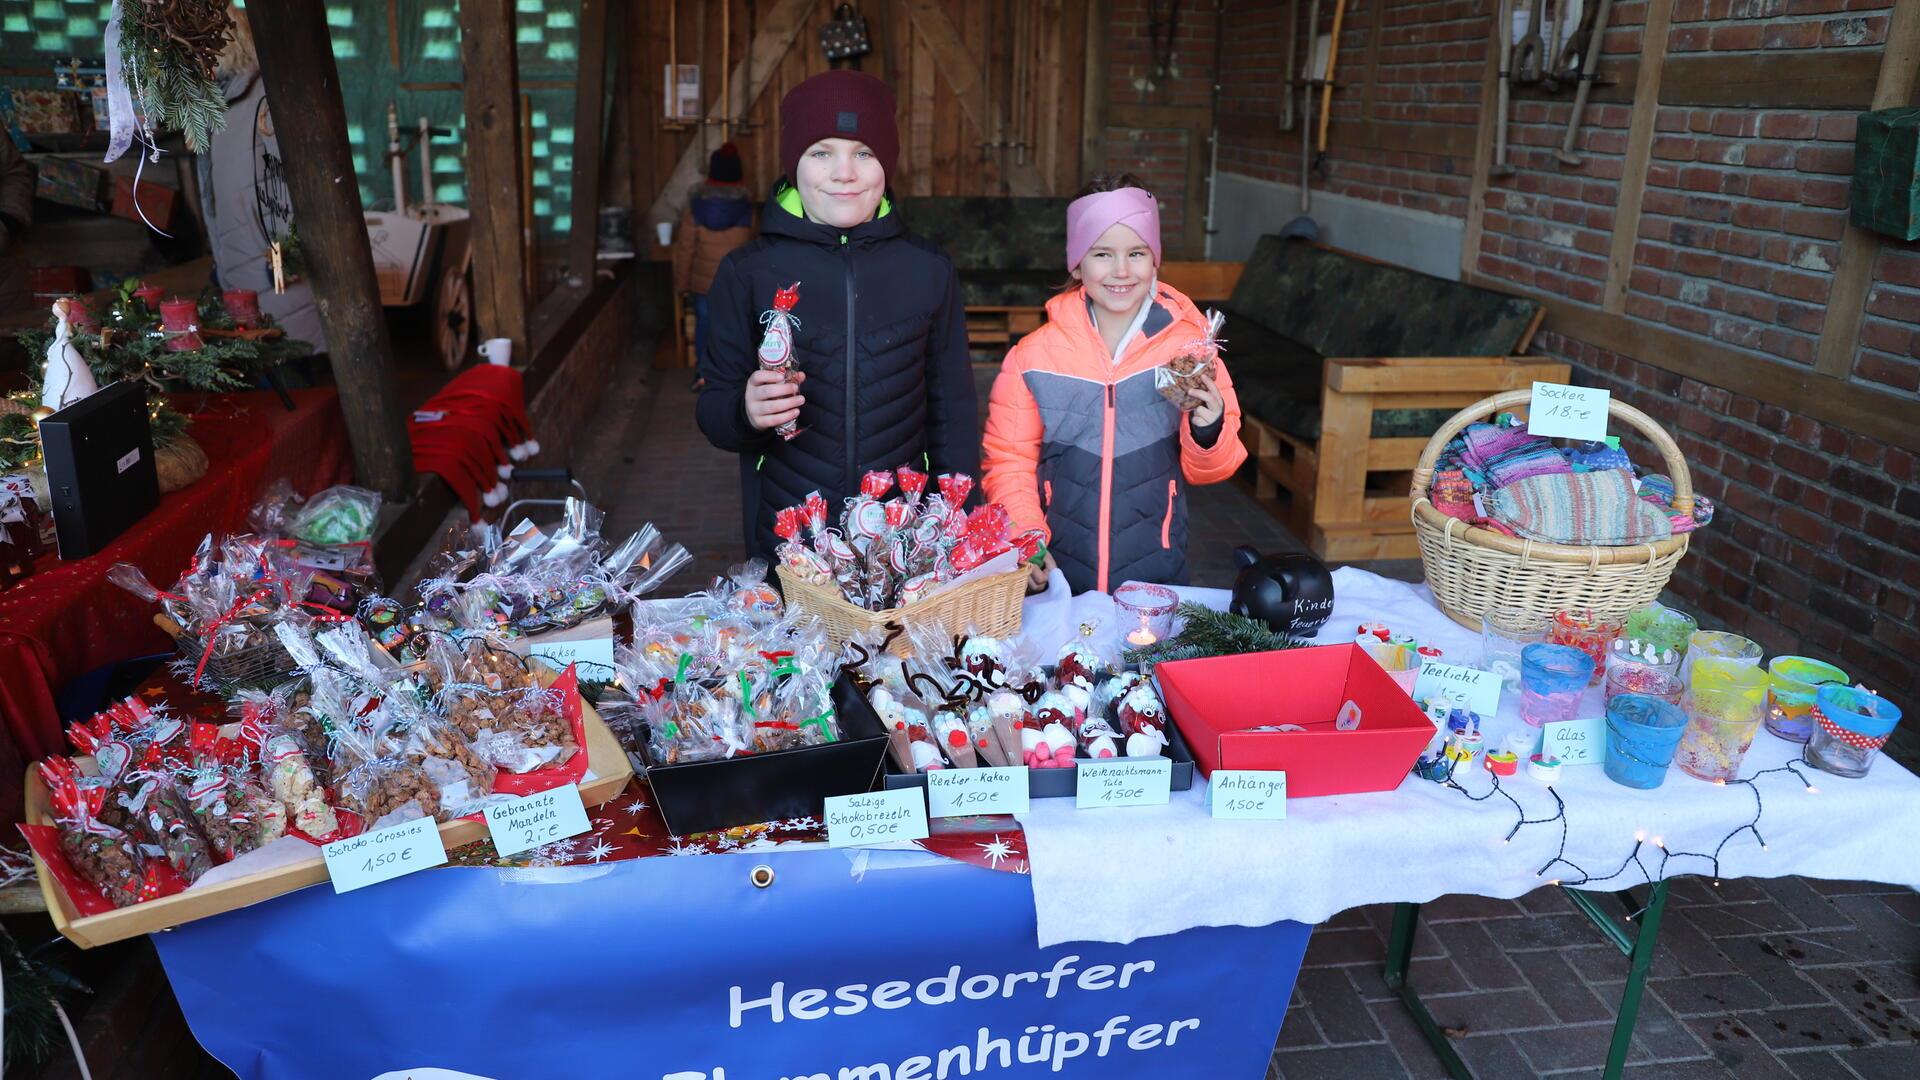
(1226, 236, 1543, 359)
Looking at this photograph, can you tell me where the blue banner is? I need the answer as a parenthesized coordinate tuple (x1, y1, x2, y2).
(155, 850, 1310, 1079)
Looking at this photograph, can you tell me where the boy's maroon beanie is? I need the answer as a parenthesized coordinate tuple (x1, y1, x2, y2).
(779, 70, 899, 183)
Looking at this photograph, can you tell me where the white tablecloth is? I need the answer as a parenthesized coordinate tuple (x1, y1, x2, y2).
(1011, 568, 1920, 948)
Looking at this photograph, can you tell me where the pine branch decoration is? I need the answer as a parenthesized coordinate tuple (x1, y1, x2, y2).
(1123, 602, 1308, 668)
(119, 0, 235, 152)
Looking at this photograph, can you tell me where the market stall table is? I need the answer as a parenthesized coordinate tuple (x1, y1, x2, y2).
(0, 387, 350, 820)
(140, 570, 1920, 1079)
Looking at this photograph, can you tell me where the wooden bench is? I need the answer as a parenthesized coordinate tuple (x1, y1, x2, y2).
(1209, 237, 1560, 561)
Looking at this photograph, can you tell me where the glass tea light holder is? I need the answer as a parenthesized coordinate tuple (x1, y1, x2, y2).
(1623, 603, 1699, 660)
(1604, 694, 1689, 790)
(1605, 650, 1684, 707)
(1481, 606, 1544, 694)
(1114, 582, 1179, 646)
(1765, 656, 1849, 744)
(1684, 630, 1763, 687)
(1805, 684, 1903, 780)
(1521, 643, 1594, 728)
(1547, 608, 1622, 686)
(1674, 658, 1769, 783)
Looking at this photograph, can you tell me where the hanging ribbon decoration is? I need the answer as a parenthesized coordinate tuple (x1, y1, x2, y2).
(102, 1, 138, 165)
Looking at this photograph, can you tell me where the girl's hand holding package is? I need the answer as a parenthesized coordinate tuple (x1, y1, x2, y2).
(745, 369, 806, 431)
(1187, 372, 1224, 428)
(1027, 551, 1057, 594)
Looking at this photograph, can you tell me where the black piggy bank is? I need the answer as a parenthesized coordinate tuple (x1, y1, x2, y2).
(1228, 546, 1334, 638)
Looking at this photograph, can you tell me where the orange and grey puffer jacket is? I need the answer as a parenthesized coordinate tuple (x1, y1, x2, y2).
(983, 282, 1247, 594)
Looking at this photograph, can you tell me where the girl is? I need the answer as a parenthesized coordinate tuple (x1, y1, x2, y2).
(697, 71, 979, 564)
(982, 175, 1247, 594)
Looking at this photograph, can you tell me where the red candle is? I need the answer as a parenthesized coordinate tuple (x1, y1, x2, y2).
(66, 298, 99, 334)
(222, 288, 261, 328)
(133, 284, 164, 309)
(159, 297, 203, 351)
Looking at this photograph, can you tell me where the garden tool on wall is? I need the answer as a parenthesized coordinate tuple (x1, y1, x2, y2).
(1513, 0, 1547, 84)
(1539, 0, 1567, 93)
(1554, 0, 1613, 167)
(1279, 0, 1298, 132)
(1281, 0, 1323, 240)
(1553, 0, 1595, 85)
(1316, 0, 1350, 154)
(1491, 0, 1515, 178)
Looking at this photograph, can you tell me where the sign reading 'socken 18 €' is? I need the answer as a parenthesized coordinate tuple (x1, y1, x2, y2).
(1527, 382, 1610, 441)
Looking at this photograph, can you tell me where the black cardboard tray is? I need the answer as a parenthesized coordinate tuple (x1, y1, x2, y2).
(635, 672, 890, 835)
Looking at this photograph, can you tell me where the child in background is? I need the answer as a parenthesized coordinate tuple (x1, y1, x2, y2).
(672, 142, 756, 391)
(982, 175, 1247, 594)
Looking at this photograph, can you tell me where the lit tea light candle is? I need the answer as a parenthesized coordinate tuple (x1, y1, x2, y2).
(1126, 614, 1157, 647)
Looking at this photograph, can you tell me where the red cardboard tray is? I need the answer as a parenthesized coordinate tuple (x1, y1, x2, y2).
(1156, 644, 1434, 797)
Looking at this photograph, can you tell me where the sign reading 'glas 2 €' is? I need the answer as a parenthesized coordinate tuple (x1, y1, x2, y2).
(1543, 717, 1606, 766)
(925, 766, 1030, 817)
(1527, 382, 1611, 441)
(321, 815, 448, 894)
(482, 785, 593, 857)
(1076, 757, 1173, 809)
(825, 788, 930, 847)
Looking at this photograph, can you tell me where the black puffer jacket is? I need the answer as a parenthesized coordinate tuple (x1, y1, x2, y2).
(697, 192, 980, 562)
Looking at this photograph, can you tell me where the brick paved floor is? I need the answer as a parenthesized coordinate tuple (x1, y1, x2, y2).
(588, 352, 1919, 1079)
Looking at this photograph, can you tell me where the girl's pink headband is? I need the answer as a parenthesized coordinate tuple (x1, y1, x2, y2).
(1065, 188, 1162, 271)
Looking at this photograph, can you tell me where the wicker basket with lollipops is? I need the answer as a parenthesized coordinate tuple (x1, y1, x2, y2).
(758, 282, 804, 440)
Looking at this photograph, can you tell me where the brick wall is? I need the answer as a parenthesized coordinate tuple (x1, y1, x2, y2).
(1101, 0, 1218, 249)
(1210, 0, 1920, 702)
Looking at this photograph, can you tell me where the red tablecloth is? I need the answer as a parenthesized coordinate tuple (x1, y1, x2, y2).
(0, 387, 351, 820)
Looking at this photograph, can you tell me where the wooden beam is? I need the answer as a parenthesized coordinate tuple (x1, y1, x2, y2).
(1459, 11, 1503, 278)
(1466, 272, 1920, 453)
(1602, 0, 1675, 315)
(459, 0, 529, 359)
(1082, 0, 1110, 178)
(645, 0, 815, 228)
(1658, 50, 1881, 110)
(904, 0, 1047, 195)
(566, 0, 611, 278)
(1219, 113, 1477, 158)
(1109, 103, 1210, 128)
(1813, 4, 1920, 378)
(250, 0, 413, 497)
(1511, 59, 1636, 104)
(908, 15, 935, 196)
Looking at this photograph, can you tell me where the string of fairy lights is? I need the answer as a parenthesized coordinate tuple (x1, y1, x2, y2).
(1427, 754, 1820, 913)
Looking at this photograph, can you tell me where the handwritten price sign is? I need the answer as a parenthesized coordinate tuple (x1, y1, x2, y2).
(322, 816, 448, 893)
(483, 785, 593, 857)
(926, 767, 1030, 817)
(1413, 661, 1504, 717)
(1075, 758, 1173, 809)
(1207, 770, 1288, 820)
(1527, 382, 1610, 441)
(825, 788, 930, 847)
(1543, 717, 1606, 766)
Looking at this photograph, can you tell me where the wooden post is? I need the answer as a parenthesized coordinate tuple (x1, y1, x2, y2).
(1813, 1, 1920, 378)
(1603, 0, 1675, 314)
(248, 0, 413, 498)
(459, 0, 530, 360)
(567, 0, 612, 280)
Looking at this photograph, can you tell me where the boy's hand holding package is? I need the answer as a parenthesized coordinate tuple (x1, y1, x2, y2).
(1187, 372, 1224, 428)
(745, 369, 806, 432)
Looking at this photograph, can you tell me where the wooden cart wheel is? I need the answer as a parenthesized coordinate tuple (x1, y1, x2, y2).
(433, 249, 474, 370)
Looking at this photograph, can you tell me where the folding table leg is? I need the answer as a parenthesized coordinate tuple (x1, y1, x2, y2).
(1602, 880, 1669, 1079)
(1382, 903, 1472, 1080)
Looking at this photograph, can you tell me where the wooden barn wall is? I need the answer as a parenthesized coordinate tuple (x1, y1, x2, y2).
(630, 0, 1091, 226)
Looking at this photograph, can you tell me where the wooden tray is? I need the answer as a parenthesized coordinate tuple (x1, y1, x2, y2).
(25, 685, 631, 949)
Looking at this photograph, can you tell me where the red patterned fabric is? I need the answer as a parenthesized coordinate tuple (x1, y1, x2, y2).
(0, 388, 351, 822)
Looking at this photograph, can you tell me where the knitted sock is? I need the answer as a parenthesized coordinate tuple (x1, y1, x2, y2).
(1430, 469, 1479, 522)
(1460, 423, 1571, 489)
